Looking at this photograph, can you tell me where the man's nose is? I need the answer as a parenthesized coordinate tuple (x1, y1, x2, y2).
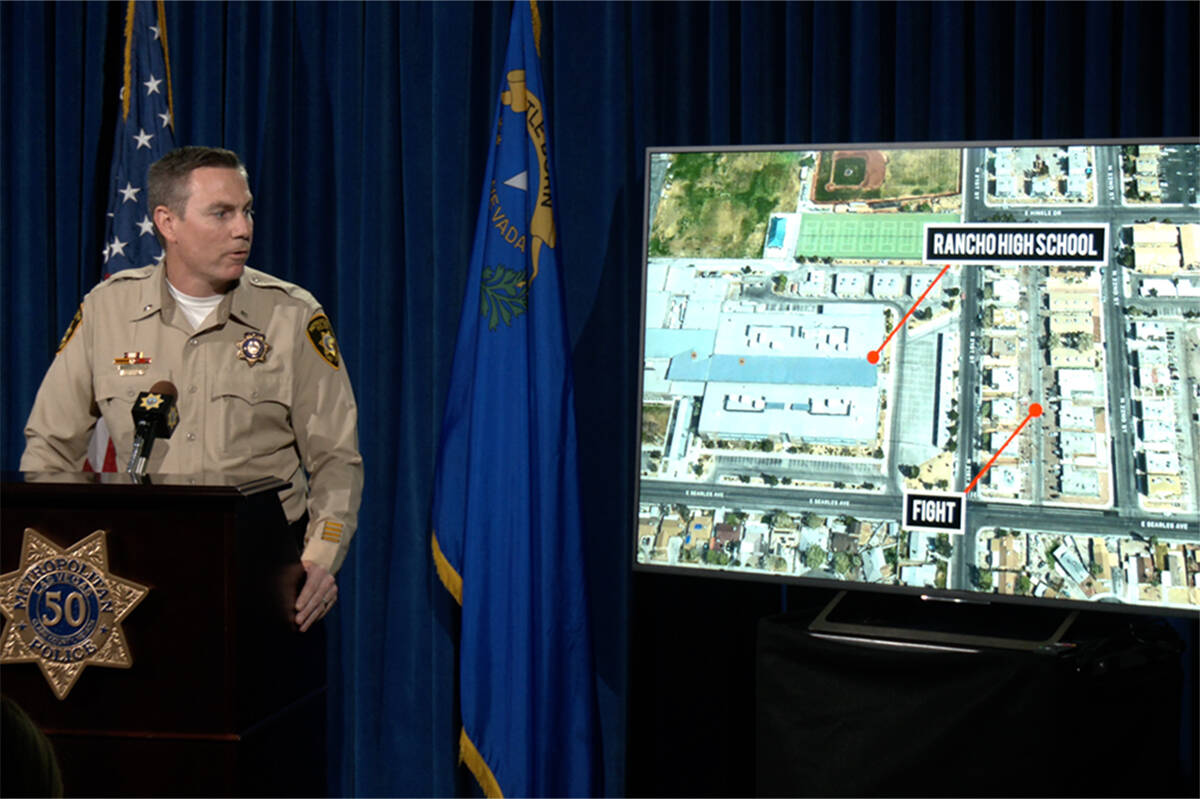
(231, 211, 253, 238)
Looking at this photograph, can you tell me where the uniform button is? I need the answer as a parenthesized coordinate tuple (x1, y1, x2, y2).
(143, 304, 152, 312)
(188, 385, 198, 394)
(186, 432, 197, 441)
(127, 389, 136, 397)
(189, 338, 200, 346)
(251, 390, 259, 399)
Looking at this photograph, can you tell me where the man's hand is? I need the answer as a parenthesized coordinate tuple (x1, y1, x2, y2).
(295, 560, 337, 632)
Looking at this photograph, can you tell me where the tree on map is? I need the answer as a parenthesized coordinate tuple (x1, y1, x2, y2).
(805, 545, 826, 570)
(704, 548, 730, 566)
(802, 512, 825, 528)
(1015, 574, 1032, 594)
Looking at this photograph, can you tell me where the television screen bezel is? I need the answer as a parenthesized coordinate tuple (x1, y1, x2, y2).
(632, 136, 1200, 620)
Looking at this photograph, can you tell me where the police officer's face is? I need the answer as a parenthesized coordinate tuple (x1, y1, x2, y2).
(161, 166, 254, 296)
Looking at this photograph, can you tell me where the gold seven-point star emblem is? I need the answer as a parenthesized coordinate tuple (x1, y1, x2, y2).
(0, 529, 148, 699)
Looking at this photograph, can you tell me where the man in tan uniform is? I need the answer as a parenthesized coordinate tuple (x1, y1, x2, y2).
(21, 146, 362, 632)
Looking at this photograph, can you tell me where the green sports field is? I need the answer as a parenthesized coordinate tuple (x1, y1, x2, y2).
(793, 212, 957, 260)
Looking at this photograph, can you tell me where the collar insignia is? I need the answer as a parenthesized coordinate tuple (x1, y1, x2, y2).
(114, 351, 152, 377)
(0, 528, 149, 699)
(236, 332, 270, 366)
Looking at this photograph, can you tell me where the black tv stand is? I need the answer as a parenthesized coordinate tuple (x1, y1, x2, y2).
(808, 589, 1080, 653)
(758, 594, 1194, 797)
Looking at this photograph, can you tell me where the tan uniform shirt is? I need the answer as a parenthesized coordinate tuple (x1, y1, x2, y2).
(20, 265, 363, 574)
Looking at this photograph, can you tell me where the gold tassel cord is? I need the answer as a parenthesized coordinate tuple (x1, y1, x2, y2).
(431, 531, 464, 605)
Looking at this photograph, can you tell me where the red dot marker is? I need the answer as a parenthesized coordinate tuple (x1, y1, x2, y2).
(866, 350, 880, 365)
(965, 401, 1045, 495)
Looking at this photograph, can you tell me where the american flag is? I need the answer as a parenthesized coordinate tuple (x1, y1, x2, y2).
(102, 0, 176, 274)
(88, 0, 176, 472)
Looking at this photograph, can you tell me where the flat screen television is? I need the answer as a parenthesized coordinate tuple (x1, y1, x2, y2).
(634, 139, 1200, 619)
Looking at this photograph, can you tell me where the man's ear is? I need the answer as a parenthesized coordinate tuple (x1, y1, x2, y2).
(153, 205, 174, 243)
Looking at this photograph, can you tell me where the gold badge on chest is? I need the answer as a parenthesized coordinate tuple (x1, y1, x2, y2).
(236, 332, 270, 366)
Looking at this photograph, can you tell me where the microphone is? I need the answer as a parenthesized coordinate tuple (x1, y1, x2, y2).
(127, 380, 180, 477)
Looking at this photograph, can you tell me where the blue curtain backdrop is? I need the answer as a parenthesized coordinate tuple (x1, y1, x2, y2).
(2, 2, 1197, 796)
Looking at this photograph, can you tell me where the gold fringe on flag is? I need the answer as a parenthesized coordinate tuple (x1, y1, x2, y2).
(431, 531, 464, 605)
(120, 0, 175, 127)
(156, 0, 175, 130)
(530, 0, 542, 59)
(121, 0, 135, 119)
(460, 727, 504, 798)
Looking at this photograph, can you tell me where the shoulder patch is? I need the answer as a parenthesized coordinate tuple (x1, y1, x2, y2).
(306, 313, 341, 369)
(57, 305, 83, 353)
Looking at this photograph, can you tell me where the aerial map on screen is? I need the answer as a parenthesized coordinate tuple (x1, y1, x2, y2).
(636, 141, 1200, 613)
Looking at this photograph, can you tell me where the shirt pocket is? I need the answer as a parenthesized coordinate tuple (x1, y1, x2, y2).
(93, 375, 142, 453)
(210, 371, 294, 456)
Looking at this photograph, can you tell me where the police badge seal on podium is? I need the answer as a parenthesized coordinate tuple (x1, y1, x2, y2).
(0, 529, 148, 699)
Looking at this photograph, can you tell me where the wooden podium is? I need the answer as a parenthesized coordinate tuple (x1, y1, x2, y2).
(0, 472, 327, 797)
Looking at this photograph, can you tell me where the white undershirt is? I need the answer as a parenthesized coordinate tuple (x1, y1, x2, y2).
(167, 280, 225, 330)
